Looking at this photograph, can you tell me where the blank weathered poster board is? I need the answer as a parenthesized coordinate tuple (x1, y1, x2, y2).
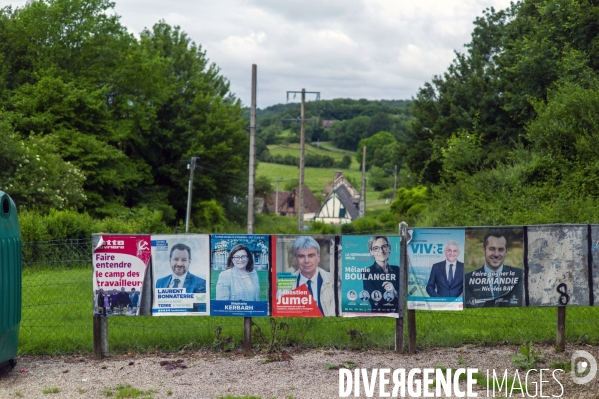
(527, 225, 590, 306)
(589, 225, 599, 305)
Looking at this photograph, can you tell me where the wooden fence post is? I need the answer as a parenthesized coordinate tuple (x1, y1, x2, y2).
(93, 315, 109, 359)
(556, 306, 566, 352)
(243, 317, 252, 354)
(396, 222, 409, 353)
(93, 316, 102, 360)
(408, 309, 417, 354)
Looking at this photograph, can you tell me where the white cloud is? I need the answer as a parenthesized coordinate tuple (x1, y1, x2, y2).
(1, 0, 513, 107)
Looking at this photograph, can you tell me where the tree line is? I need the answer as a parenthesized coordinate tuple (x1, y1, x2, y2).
(399, 0, 599, 226)
(0, 0, 248, 228)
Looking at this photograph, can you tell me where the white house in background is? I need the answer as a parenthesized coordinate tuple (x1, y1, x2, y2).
(312, 184, 359, 224)
(323, 171, 360, 201)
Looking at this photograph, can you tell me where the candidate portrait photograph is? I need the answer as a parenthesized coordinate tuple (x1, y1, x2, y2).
(425, 240, 464, 298)
(464, 228, 524, 308)
(276, 235, 335, 317)
(151, 235, 210, 315)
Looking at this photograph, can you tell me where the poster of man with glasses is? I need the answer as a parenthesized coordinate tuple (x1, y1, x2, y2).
(341, 235, 400, 317)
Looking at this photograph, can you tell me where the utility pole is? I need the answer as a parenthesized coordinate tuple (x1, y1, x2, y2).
(244, 64, 258, 355)
(275, 177, 284, 215)
(360, 146, 366, 218)
(185, 156, 200, 233)
(247, 64, 257, 235)
(298, 88, 305, 232)
(285, 89, 320, 232)
(393, 164, 398, 201)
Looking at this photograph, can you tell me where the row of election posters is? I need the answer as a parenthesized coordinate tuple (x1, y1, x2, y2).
(407, 225, 596, 310)
(92, 225, 599, 317)
(407, 228, 524, 311)
(92, 234, 402, 318)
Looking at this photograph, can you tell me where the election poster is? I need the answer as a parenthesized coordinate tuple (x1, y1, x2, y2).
(340, 235, 400, 317)
(210, 234, 269, 317)
(272, 235, 336, 317)
(464, 228, 524, 308)
(151, 234, 210, 316)
(528, 225, 590, 306)
(591, 225, 599, 305)
(92, 234, 151, 316)
(407, 229, 465, 311)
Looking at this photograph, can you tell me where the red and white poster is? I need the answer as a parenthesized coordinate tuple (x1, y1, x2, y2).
(92, 234, 151, 316)
(271, 235, 336, 317)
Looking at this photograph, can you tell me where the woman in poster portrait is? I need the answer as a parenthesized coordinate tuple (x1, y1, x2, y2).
(216, 244, 260, 301)
(363, 236, 399, 312)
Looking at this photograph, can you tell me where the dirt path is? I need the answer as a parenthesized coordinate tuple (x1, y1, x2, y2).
(0, 344, 596, 398)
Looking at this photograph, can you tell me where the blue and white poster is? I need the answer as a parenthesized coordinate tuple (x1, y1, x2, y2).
(210, 234, 269, 317)
(151, 234, 210, 316)
(407, 229, 465, 311)
(341, 235, 400, 317)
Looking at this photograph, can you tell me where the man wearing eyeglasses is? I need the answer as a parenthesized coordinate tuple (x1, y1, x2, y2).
(363, 236, 399, 313)
(156, 243, 206, 294)
(292, 236, 335, 316)
(426, 240, 463, 298)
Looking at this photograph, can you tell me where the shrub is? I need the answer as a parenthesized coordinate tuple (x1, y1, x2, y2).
(308, 221, 337, 234)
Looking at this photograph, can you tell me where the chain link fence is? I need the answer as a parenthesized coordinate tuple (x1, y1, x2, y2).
(20, 239, 599, 355)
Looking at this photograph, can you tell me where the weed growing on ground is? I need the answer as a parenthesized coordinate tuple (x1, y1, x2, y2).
(327, 360, 357, 370)
(252, 318, 290, 353)
(347, 329, 368, 350)
(550, 361, 571, 373)
(511, 342, 545, 370)
(42, 387, 60, 394)
(102, 383, 157, 398)
(217, 396, 262, 399)
(212, 326, 235, 352)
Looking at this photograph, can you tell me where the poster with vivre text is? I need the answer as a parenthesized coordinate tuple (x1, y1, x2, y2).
(407, 229, 465, 311)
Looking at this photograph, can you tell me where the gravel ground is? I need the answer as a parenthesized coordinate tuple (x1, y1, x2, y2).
(0, 344, 597, 398)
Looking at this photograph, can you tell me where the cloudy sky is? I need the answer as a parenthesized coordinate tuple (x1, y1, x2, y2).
(3, 0, 513, 108)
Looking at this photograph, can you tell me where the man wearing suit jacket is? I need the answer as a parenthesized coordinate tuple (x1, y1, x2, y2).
(292, 236, 335, 317)
(465, 231, 523, 307)
(426, 240, 464, 297)
(155, 243, 206, 305)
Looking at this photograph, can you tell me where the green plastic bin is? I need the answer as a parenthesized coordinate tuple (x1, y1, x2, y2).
(0, 191, 21, 375)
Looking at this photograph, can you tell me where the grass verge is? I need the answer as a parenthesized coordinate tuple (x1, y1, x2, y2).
(19, 266, 599, 355)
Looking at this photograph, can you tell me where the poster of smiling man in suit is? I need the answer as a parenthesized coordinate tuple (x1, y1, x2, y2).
(407, 229, 465, 311)
(464, 228, 524, 308)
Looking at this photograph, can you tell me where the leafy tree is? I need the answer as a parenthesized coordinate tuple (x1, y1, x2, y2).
(335, 155, 352, 169)
(284, 179, 299, 192)
(0, 0, 247, 225)
(355, 131, 400, 170)
(0, 118, 86, 210)
(255, 175, 273, 199)
(390, 186, 428, 217)
(405, 5, 519, 184)
(368, 166, 393, 191)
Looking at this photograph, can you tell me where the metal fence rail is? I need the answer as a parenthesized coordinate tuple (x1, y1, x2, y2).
(20, 239, 599, 355)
